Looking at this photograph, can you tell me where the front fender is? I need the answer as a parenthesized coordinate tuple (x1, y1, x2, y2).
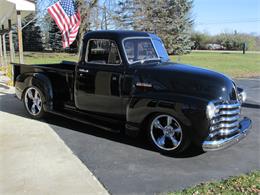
(15, 73, 53, 111)
(126, 94, 210, 143)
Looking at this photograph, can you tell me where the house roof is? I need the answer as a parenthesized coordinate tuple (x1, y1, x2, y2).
(0, 0, 35, 28)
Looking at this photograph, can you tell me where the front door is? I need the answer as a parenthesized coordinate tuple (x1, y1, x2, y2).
(75, 39, 124, 118)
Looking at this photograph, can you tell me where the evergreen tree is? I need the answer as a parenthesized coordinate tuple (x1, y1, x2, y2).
(22, 14, 44, 51)
(114, 0, 137, 29)
(48, 19, 63, 51)
(115, 0, 193, 54)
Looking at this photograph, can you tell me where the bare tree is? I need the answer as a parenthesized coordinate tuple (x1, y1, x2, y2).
(77, 0, 99, 38)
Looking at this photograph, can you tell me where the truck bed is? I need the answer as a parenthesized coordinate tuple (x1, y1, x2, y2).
(13, 60, 76, 75)
(29, 61, 76, 71)
(13, 61, 77, 108)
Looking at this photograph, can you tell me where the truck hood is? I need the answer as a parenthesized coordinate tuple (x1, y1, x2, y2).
(135, 62, 237, 102)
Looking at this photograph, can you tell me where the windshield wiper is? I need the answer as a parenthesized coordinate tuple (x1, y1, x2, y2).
(129, 58, 161, 65)
(140, 58, 161, 64)
(144, 58, 162, 64)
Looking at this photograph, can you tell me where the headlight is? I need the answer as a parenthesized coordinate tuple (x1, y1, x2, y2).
(206, 102, 219, 119)
(239, 90, 247, 103)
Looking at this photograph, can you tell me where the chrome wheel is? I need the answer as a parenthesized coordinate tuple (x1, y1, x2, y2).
(24, 87, 42, 116)
(150, 114, 183, 151)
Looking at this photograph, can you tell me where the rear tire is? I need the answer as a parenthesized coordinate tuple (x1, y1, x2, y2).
(147, 113, 190, 155)
(23, 86, 46, 119)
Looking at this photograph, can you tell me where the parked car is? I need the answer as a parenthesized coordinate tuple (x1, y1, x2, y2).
(206, 43, 226, 50)
(13, 30, 251, 155)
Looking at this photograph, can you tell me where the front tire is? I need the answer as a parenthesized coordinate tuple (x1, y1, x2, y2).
(147, 113, 190, 155)
(23, 86, 46, 119)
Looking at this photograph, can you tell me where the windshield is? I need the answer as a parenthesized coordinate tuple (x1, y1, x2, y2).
(123, 38, 159, 64)
(150, 35, 170, 62)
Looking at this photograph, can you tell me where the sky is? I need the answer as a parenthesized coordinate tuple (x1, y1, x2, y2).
(38, 0, 260, 35)
(193, 0, 260, 35)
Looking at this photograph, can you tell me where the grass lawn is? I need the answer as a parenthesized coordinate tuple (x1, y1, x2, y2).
(21, 52, 78, 64)
(170, 52, 260, 78)
(1, 51, 258, 78)
(171, 170, 260, 195)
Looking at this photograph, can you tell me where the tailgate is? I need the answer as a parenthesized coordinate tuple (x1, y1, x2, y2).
(12, 63, 21, 86)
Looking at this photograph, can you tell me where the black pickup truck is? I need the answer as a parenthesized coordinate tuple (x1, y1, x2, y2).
(13, 30, 252, 155)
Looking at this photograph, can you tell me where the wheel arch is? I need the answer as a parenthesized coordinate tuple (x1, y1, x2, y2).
(21, 73, 53, 111)
(126, 95, 209, 139)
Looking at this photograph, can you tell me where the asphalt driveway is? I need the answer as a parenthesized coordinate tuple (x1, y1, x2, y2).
(1, 78, 259, 194)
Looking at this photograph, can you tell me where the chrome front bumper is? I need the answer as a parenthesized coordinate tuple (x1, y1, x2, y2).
(202, 117, 252, 151)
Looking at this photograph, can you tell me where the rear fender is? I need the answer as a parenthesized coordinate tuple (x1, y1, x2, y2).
(18, 73, 53, 111)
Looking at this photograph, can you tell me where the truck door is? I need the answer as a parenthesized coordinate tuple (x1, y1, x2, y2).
(75, 39, 124, 118)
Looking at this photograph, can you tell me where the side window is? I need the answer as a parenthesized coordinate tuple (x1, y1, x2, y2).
(86, 39, 121, 65)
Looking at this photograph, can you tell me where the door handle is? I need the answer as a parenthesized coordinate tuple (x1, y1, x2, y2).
(79, 68, 89, 73)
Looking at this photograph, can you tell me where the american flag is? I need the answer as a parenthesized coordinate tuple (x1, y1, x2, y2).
(48, 0, 81, 48)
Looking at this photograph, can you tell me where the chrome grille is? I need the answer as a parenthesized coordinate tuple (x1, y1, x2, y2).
(209, 101, 241, 140)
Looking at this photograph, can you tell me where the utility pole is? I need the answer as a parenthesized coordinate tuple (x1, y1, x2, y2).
(0, 33, 3, 66)
(8, 19, 14, 63)
(2, 25, 7, 67)
(17, 10, 24, 64)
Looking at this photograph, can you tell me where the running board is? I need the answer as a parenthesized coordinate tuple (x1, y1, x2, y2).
(48, 110, 121, 133)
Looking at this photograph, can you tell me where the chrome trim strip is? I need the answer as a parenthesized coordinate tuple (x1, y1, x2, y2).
(209, 127, 239, 137)
(219, 128, 240, 136)
(79, 68, 89, 73)
(135, 82, 153, 88)
(210, 121, 240, 131)
(232, 82, 239, 101)
(217, 109, 240, 116)
(215, 102, 241, 109)
(203, 117, 252, 151)
(211, 115, 240, 125)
